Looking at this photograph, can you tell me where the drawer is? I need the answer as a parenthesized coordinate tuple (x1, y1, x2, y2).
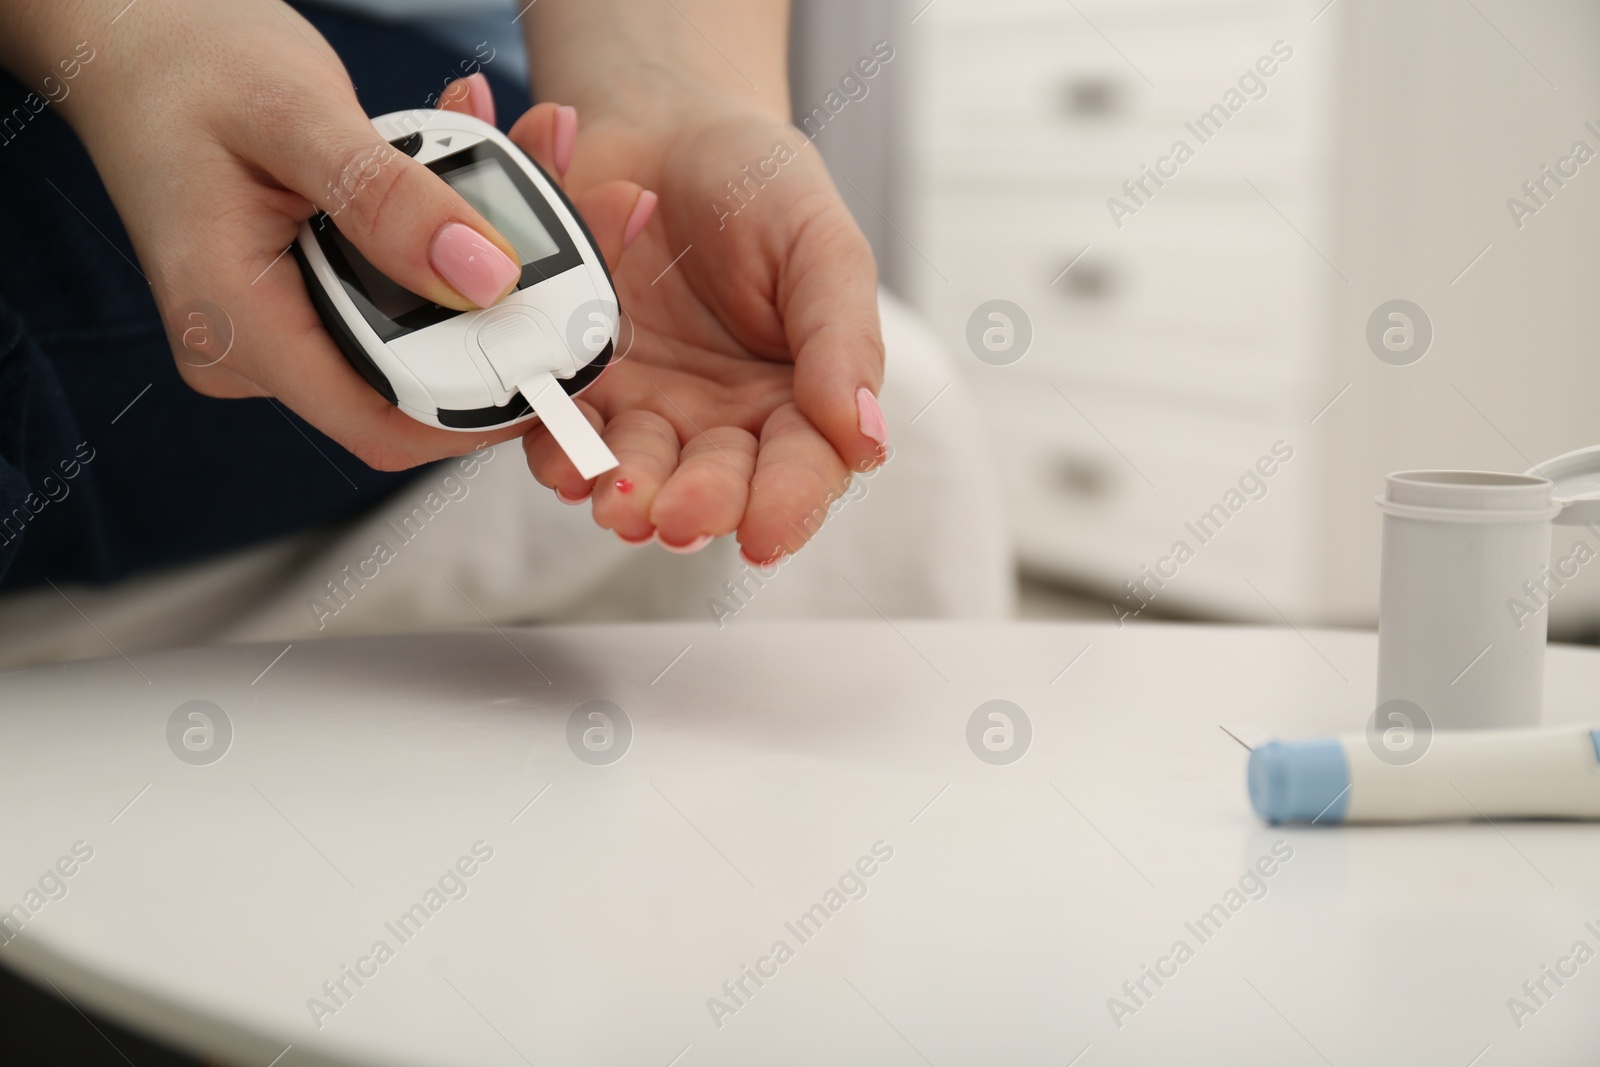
(911, 9, 1331, 180)
(908, 185, 1331, 407)
(969, 375, 1321, 615)
(922, 0, 1296, 26)
(996, 333, 1311, 419)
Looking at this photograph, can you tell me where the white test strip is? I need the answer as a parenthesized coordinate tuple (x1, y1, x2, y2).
(518, 372, 619, 479)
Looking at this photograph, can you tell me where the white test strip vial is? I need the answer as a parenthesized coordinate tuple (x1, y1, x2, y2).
(1376, 471, 1560, 729)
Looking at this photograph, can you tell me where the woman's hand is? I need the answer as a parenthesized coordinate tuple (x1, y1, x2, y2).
(517, 102, 889, 565)
(1, 0, 649, 471)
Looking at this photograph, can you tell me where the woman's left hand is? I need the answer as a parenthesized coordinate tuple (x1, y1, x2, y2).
(506, 100, 888, 564)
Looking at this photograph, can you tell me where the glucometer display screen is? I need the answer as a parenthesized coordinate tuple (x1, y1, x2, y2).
(445, 159, 560, 263)
(327, 160, 558, 323)
(316, 139, 583, 341)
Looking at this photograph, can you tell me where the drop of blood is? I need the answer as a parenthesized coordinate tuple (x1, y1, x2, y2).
(614, 478, 634, 494)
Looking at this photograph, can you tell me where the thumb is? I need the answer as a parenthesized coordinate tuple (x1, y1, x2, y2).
(257, 97, 521, 311)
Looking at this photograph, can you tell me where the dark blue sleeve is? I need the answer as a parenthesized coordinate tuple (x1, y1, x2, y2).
(0, 2, 534, 592)
(0, 307, 110, 583)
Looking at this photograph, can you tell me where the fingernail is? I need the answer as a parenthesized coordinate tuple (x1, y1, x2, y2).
(856, 386, 888, 446)
(430, 222, 519, 308)
(553, 105, 578, 177)
(618, 529, 656, 547)
(465, 72, 495, 126)
(660, 533, 713, 555)
(554, 486, 589, 506)
(623, 190, 657, 250)
(740, 547, 784, 568)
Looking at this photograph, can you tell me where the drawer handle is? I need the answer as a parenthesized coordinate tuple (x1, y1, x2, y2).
(1058, 77, 1122, 118)
(1056, 259, 1116, 300)
(1048, 453, 1114, 501)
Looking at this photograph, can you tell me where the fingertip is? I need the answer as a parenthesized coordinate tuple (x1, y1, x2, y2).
(437, 74, 493, 125)
(623, 190, 657, 250)
(736, 405, 852, 564)
(855, 385, 888, 452)
(521, 400, 606, 498)
(574, 181, 652, 270)
(791, 315, 889, 474)
(739, 544, 786, 569)
(507, 102, 565, 176)
(734, 517, 805, 569)
(428, 221, 519, 309)
(554, 485, 590, 506)
(660, 533, 714, 555)
(465, 72, 495, 126)
(553, 105, 577, 177)
(437, 78, 473, 115)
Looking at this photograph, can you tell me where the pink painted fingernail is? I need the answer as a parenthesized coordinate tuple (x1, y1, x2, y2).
(554, 486, 589, 506)
(553, 105, 578, 177)
(623, 190, 657, 250)
(430, 222, 519, 308)
(856, 387, 888, 446)
(465, 73, 496, 126)
(660, 533, 713, 555)
(618, 529, 656, 547)
(740, 547, 784, 568)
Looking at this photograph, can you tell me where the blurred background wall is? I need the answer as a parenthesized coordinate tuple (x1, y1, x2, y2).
(793, 0, 1600, 639)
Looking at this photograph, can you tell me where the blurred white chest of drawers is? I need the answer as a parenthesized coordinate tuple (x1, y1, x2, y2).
(905, 0, 1600, 630)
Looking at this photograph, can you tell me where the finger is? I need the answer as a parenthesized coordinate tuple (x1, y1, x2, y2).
(783, 203, 888, 473)
(738, 404, 851, 564)
(573, 182, 656, 271)
(522, 398, 606, 497)
(438, 73, 495, 125)
(650, 428, 758, 550)
(238, 87, 522, 311)
(507, 102, 577, 179)
(587, 411, 681, 541)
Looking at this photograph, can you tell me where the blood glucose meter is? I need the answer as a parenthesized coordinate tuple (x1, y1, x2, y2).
(295, 110, 620, 478)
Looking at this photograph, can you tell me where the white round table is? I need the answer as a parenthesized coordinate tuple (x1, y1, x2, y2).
(0, 621, 1596, 1065)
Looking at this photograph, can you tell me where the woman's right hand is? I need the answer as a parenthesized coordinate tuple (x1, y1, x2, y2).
(2, 0, 648, 470)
